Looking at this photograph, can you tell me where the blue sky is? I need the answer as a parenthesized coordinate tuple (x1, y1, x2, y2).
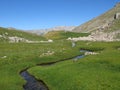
(0, 0, 119, 30)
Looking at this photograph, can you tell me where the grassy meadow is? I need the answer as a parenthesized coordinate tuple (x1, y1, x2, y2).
(28, 41, 120, 90)
(0, 40, 81, 90)
(0, 32, 120, 90)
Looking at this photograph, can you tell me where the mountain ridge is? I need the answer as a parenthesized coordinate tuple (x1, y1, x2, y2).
(73, 3, 120, 33)
(68, 3, 120, 41)
(26, 26, 76, 35)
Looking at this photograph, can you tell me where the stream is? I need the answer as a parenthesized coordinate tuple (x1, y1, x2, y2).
(20, 70, 49, 90)
(20, 50, 88, 90)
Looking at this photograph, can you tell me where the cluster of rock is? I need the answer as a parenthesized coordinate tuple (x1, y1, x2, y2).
(0, 32, 8, 39)
(1, 56, 7, 59)
(0, 32, 27, 43)
(0, 33, 53, 43)
(114, 13, 120, 19)
(25, 39, 53, 43)
(118, 48, 120, 50)
(85, 51, 99, 55)
(68, 30, 120, 42)
(40, 51, 54, 57)
(8, 36, 28, 43)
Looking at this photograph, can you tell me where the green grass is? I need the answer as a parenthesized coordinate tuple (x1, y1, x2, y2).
(0, 40, 81, 90)
(0, 41, 120, 90)
(44, 31, 90, 40)
(0, 27, 46, 42)
(28, 41, 120, 90)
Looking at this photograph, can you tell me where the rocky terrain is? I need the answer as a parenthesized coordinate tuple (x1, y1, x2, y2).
(69, 3, 120, 42)
(68, 30, 120, 42)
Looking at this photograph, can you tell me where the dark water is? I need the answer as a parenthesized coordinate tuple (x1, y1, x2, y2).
(73, 55, 84, 61)
(72, 50, 86, 61)
(20, 71, 49, 90)
(20, 50, 87, 90)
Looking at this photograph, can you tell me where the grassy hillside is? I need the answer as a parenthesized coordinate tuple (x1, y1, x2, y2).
(73, 3, 120, 33)
(0, 27, 46, 42)
(44, 30, 89, 40)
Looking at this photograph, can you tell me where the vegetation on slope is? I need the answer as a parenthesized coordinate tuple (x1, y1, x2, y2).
(44, 30, 89, 40)
(0, 27, 46, 42)
(103, 19, 120, 32)
(102, 19, 120, 39)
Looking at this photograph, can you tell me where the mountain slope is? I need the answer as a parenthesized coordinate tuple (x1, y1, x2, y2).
(44, 30, 89, 40)
(0, 27, 46, 43)
(69, 18, 120, 41)
(27, 26, 76, 35)
(73, 3, 120, 33)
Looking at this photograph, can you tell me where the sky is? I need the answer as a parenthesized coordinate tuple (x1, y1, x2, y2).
(0, 0, 119, 30)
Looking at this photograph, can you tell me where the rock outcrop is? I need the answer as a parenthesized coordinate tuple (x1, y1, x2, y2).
(114, 13, 120, 19)
(68, 30, 120, 42)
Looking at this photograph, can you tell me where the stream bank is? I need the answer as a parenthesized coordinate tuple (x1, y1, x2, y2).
(20, 50, 92, 90)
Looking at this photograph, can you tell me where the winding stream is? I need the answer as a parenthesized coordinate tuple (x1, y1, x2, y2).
(20, 70, 49, 90)
(20, 50, 88, 90)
